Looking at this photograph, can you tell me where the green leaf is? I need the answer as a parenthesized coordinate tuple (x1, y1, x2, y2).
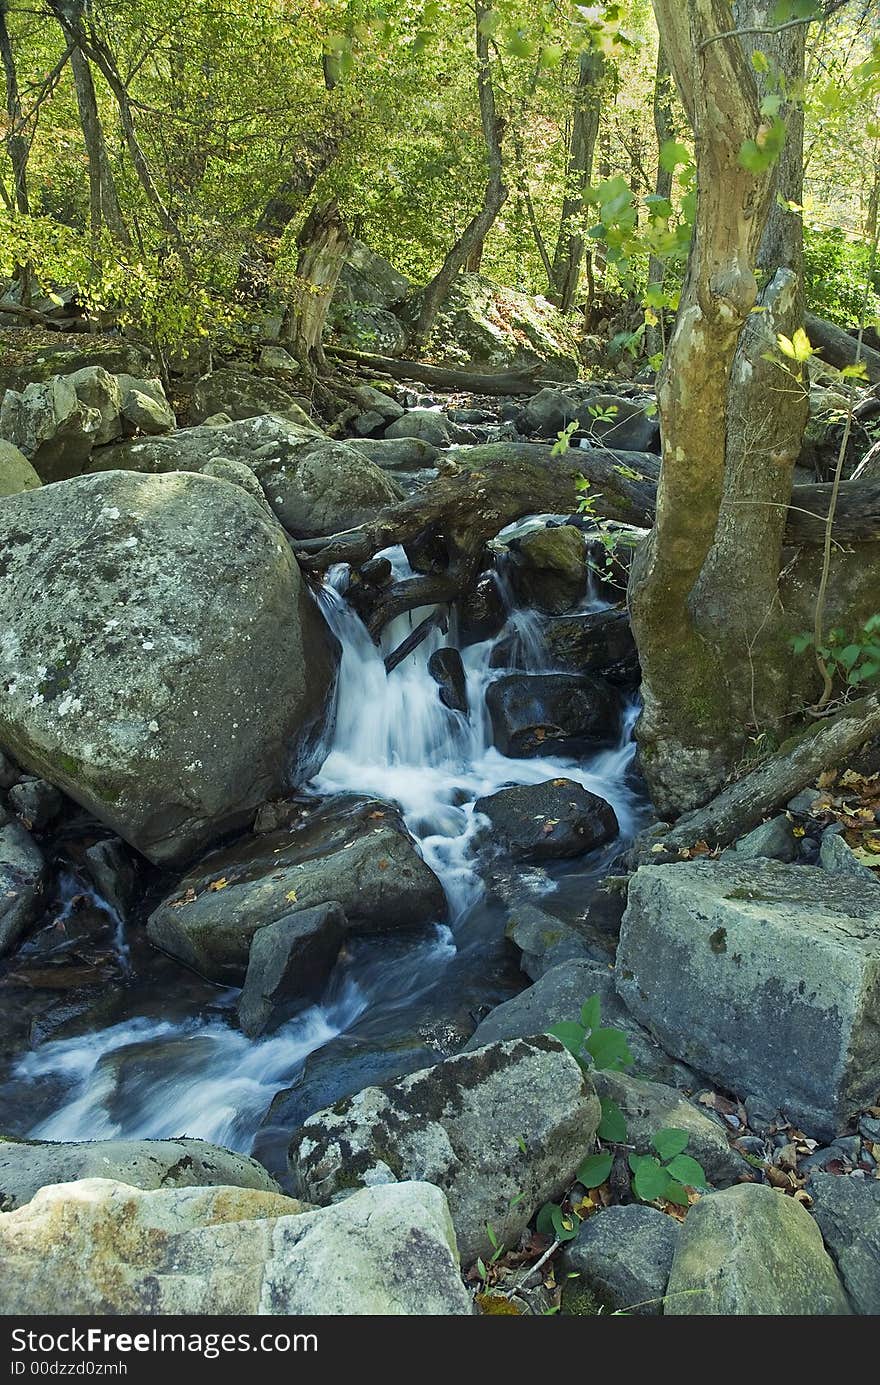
(751, 50, 770, 74)
(630, 1155, 670, 1203)
(665, 1153, 710, 1190)
(535, 1202, 557, 1237)
(585, 1026, 634, 1071)
(652, 1127, 690, 1161)
(838, 644, 863, 671)
(550, 1203, 579, 1242)
(597, 1098, 627, 1143)
(547, 1021, 586, 1059)
(576, 1152, 614, 1188)
(663, 1179, 691, 1207)
(659, 140, 692, 173)
(790, 633, 813, 655)
(580, 996, 602, 1034)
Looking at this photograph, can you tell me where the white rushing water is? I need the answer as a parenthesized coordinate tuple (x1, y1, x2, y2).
(18, 541, 642, 1150)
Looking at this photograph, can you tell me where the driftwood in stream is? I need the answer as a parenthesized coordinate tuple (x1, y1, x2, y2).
(805, 312, 880, 385)
(637, 692, 880, 856)
(326, 346, 546, 396)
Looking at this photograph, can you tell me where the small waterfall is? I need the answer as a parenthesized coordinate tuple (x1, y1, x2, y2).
(13, 539, 643, 1152)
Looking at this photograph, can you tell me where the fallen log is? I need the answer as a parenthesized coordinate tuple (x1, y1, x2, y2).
(326, 345, 547, 396)
(384, 608, 448, 673)
(636, 691, 880, 856)
(805, 312, 880, 385)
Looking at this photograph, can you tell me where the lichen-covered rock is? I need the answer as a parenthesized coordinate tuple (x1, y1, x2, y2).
(415, 274, 580, 380)
(256, 436, 402, 538)
(0, 1136, 280, 1212)
(617, 860, 880, 1138)
(0, 375, 102, 482)
(0, 331, 154, 401)
(0, 811, 46, 957)
(189, 368, 311, 425)
(562, 1204, 679, 1315)
(475, 779, 618, 861)
(809, 1172, 880, 1314)
(288, 1035, 601, 1265)
(0, 440, 41, 497)
(0, 1177, 470, 1315)
(148, 797, 446, 983)
(665, 1183, 851, 1315)
(0, 470, 338, 865)
(85, 412, 324, 476)
(116, 375, 175, 435)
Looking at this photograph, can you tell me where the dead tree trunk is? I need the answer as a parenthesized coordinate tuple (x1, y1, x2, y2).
(805, 311, 880, 384)
(547, 49, 603, 312)
(237, 135, 340, 299)
(282, 200, 351, 375)
(411, 2, 507, 351)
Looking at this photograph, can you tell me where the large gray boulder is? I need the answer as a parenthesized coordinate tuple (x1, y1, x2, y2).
(665, 1183, 851, 1315)
(148, 798, 446, 983)
(0, 1177, 471, 1315)
(0, 1136, 280, 1212)
(0, 471, 338, 865)
(0, 812, 46, 958)
(415, 274, 580, 380)
(0, 374, 103, 481)
(562, 1204, 679, 1315)
(289, 1036, 600, 1265)
(616, 860, 880, 1137)
(809, 1172, 880, 1314)
(85, 412, 324, 475)
(190, 368, 310, 425)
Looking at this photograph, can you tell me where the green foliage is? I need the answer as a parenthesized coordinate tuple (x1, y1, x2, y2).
(790, 615, 880, 689)
(803, 227, 880, 328)
(548, 994, 634, 1073)
(629, 1129, 708, 1207)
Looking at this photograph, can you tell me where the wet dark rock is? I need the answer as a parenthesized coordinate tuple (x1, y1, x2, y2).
(428, 647, 468, 714)
(562, 1204, 678, 1315)
(358, 556, 393, 587)
(544, 609, 639, 686)
(0, 813, 47, 958)
(237, 903, 348, 1038)
(474, 779, 618, 862)
(809, 1172, 880, 1314)
(8, 779, 63, 832)
(81, 837, 139, 920)
(507, 526, 588, 615)
(0, 753, 20, 790)
(798, 836, 820, 863)
(486, 672, 621, 758)
(457, 571, 505, 645)
(504, 902, 609, 979)
(583, 874, 629, 939)
(147, 796, 447, 984)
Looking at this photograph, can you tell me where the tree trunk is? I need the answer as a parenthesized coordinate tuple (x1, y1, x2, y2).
(547, 49, 603, 312)
(237, 135, 340, 299)
(646, 44, 674, 353)
(805, 311, 880, 384)
(629, 0, 794, 817)
(411, 2, 507, 351)
(282, 200, 351, 375)
(0, 0, 32, 298)
(61, 3, 129, 250)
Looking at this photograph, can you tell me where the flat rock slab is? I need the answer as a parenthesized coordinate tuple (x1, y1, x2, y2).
(288, 1035, 600, 1267)
(0, 1177, 471, 1315)
(617, 860, 880, 1138)
(665, 1183, 850, 1315)
(0, 1136, 279, 1212)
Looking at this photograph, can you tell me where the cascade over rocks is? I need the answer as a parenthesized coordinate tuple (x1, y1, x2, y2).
(288, 1035, 601, 1266)
(147, 796, 446, 983)
(0, 471, 338, 866)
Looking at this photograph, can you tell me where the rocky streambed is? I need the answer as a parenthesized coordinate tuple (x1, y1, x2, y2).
(1, 344, 879, 1316)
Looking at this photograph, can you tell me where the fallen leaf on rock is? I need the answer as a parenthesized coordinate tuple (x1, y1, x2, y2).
(207, 877, 228, 892)
(285, 889, 298, 903)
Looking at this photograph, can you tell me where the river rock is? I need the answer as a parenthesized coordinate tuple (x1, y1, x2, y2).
(82, 836, 138, 919)
(416, 273, 579, 380)
(345, 436, 439, 470)
(0, 1177, 471, 1314)
(0, 334, 154, 401)
(464, 959, 695, 1087)
(289, 1035, 600, 1265)
(7, 777, 63, 831)
(0, 375, 102, 482)
(809, 1172, 880, 1314)
(562, 1204, 679, 1315)
(0, 440, 41, 496)
(665, 1183, 851, 1315)
(577, 393, 660, 452)
(616, 860, 880, 1138)
(544, 609, 640, 686)
(428, 647, 468, 713)
(0, 470, 338, 866)
(200, 455, 272, 511)
(116, 375, 175, 435)
(190, 368, 315, 425)
(458, 570, 506, 644)
(86, 411, 323, 476)
(0, 1136, 280, 1212)
(237, 904, 348, 1037)
(384, 409, 462, 448)
(256, 436, 403, 537)
(148, 797, 446, 983)
(591, 1070, 747, 1187)
(819, 829, 880, 882)
(0, 813, 47, 958)
(508, 525, 588, 615)
(486, 672, 620, 758)
(475, 779, 618, 861)
(728, 814, 798, 863)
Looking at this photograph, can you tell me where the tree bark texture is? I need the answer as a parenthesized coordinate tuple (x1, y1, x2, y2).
(548, 49, 604, 312)
(282, 200, 351, 374)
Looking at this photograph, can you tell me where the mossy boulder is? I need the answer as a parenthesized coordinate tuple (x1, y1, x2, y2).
(0, 440, 41, 498)
(0, 470, 338, 865)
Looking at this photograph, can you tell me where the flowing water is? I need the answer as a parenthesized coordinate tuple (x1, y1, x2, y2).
(5, 540, 645, 1157)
